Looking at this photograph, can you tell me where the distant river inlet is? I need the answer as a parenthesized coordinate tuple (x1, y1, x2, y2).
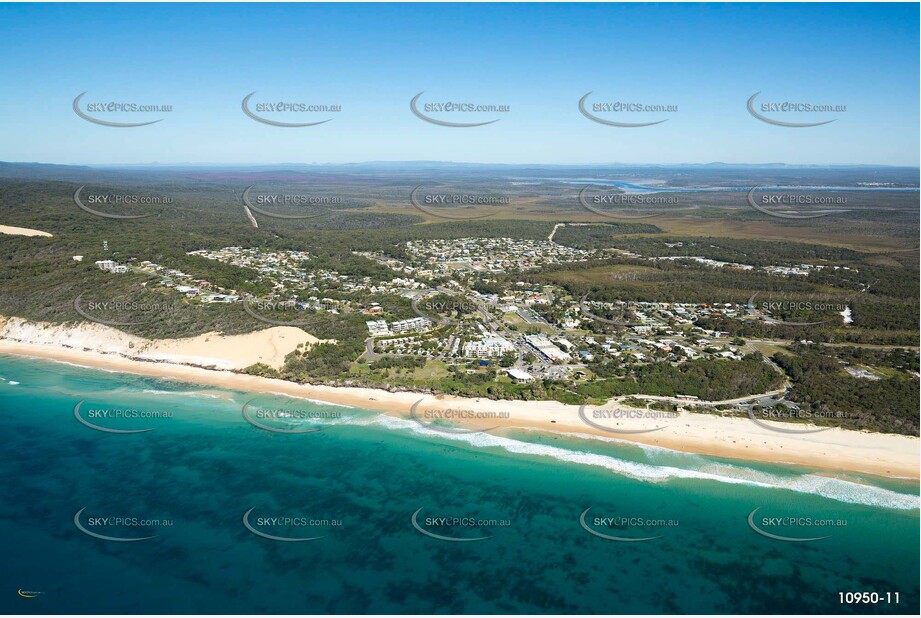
(547, 178, 920, 194)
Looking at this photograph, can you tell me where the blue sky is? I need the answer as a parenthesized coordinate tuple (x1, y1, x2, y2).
(0, 2, 917, 166)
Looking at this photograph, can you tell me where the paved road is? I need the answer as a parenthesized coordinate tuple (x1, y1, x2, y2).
(615, 387, 789, 408)
(362, 337, 382, 361)
(748, 338, 919, 351)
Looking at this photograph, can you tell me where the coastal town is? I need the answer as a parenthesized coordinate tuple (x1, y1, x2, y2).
(89, 229, 864, 390)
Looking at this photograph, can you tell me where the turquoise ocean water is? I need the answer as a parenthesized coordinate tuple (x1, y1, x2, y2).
(1, 354, 918, 614)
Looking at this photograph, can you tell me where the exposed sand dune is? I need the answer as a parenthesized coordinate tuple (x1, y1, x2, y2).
(142, 328, 317, 369)
(0, 224, 53, 237)
(0, 316, 324, 370)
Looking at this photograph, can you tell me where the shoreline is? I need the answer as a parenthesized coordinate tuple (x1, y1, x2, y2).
(1, 338, 918, 480)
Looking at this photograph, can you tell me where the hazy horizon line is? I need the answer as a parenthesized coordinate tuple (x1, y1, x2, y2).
(3, 160, 919, 170)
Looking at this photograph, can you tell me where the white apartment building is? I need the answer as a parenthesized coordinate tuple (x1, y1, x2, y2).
(463, 335, 515, 358)
(391, 317, 433, 334)
(366, 320, 389, 336)
(95, 260, 127, 273)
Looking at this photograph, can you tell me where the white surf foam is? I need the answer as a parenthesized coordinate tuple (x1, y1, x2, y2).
(355, 414, 919, 511)
(140, 388, 224, 400)
(257, 390, 357, 409)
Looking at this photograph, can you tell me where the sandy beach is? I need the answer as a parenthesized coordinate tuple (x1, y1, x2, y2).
(1, 322, 917, 480)
(0, 224, 53, 237)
